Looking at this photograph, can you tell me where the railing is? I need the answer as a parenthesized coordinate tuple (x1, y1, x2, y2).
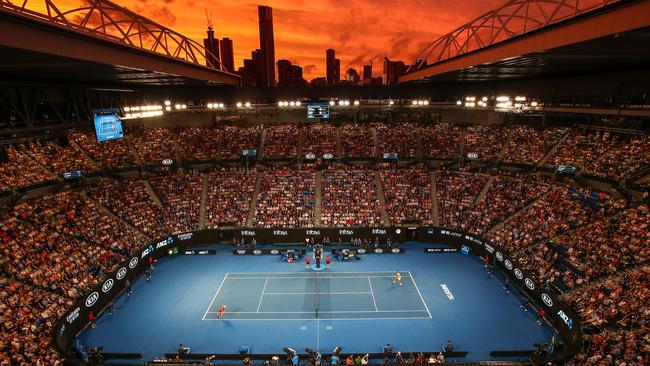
(0, 0, 224, 70)
(407, 0, 621, 73)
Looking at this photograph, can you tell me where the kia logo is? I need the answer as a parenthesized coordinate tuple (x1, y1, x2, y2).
(85, 292, 99, 307)
(102, 279, 114, 293)
(395, 229, 401, 234)
(236, 250, 246, 254)
(270, 249, 279, 255)
(323, 153, 333, 159)
(305, 153, 316, 160)
(253, 250, 262, 255)
(357, 249, 366, 254)
(466, 152, 478, 159)
(116, 267, 127, 280)
(496, 252, 504, 261)
(374, 248, 384, 254)
(504, 260, 513, 270)
(514, 269, 523, 279)
(542, 293, 553, 307)
(391, 248, 400, 253)
(162, 159, 173, 165)
(525, 278, 535, 290)
(129, 257, 138, 269)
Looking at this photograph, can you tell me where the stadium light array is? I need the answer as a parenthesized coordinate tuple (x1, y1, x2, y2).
(354, 100, 360, 106)
(245, 102, 251, 108)
(456, 100, 462, 106)
(388, 100, 394, 105)
(236, 102, 243, 108)
(164, 100, 171, 106)
(530, 101, 539, 107)
(329, 100, 336, 106)
(496, 96, 510, 102)
(207, 103, 225, 109)
(515, 96, 527, 101)
(412, 99, 428, 106)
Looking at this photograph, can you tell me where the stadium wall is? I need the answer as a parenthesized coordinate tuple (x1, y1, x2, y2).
(53, 227, 582, 363)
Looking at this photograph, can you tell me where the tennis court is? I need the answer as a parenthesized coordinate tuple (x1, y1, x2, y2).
(203, 271, 431, 320)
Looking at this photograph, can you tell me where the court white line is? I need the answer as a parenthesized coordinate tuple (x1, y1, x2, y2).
(227, 276, 406, 279)
(256, 277, 269, 313)
(206, 309, 429, 314)
(202, 316, 432, 321)
(367, 277, 378, 311)
(202, 274, 229, 320)
(225, 271, 400, 275)
(406, 271, 432, 319)
(263, 292, 372, 295)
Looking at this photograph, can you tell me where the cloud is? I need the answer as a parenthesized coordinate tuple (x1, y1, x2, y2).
(303, 64, 317, 75)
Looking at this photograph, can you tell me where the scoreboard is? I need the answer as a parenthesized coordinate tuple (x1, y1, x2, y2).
(307, 103, 330, 119)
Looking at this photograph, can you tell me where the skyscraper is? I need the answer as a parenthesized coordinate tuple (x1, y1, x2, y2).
(363, 64, 372, 81)
(219, 38, 235, 73)
(326, 49, 336, 85)
(334, 59, 340, 84)
(277, 60, 305, 87)
(383, 57, 407, 86)
(258, 5, 276, 87)
(203, 26, 220, 69)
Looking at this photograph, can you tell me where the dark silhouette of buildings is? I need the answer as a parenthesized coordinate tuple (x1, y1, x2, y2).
(346, 68, 360, 84)
(363, 64, 372, 81)
(326, 49, 340, 85)
(219, 37, 235, 73)
(203, 26, 220, 69)
(238, 49, 261, 87)
(383, 57, 407, 86)
(311, 77, 327, 86)
(277, 59, 306, 87)
(258, 5, 276, 87)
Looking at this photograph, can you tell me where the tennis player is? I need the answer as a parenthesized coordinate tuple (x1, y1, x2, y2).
(217, 304, 227, 319)
(393, 271, 403, 286)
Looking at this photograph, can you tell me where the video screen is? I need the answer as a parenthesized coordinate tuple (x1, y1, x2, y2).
(307, 103, 330, 119)
(93, 110, 123, 142)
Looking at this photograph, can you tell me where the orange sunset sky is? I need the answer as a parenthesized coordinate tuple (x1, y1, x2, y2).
(116, 0, 503, 79)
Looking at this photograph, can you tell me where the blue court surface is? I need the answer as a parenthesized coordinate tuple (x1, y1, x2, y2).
(203, 272, 430, 320)
(79, 242, 554, 362)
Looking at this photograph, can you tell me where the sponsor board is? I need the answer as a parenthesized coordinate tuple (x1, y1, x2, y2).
(424, 248, 459, 253)
(339, 229, 353, 235)
(240, 230, 255, 236)
(542, 293, 554, 307)
(558, 310, 573, 329)
(273, 230, 288, 236)
(177, 232, 193, 241)
(183, 250, 216, 255)
(162, 159, 173, 165)
(514, 268, 524, 280)
(66, 307, 80, 324)
(116, 267, 127, 280)
(466, 152, 479, 160)
(496, 252, 504, 261)
(323, 153, 334, 160)
(525, 278, 535, 290)
(372, 229, 387, 235)
(374, 248, 384, 253)
(101, 279, 114, 293)
(85, 292, 99, 308)
(306, 229, 321, 236)
(129, 257, 139, 269)
(504, 260, 513, 270)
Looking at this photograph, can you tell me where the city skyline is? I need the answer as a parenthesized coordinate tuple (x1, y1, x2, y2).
(108, 0, 502, 79)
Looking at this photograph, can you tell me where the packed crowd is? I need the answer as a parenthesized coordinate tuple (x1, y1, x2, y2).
(501, 127, 568, 165)
(149, 172, 203, 234)
(419, 124, 461, 159)
(375, 123, 418, 158)
(206, 169, 256, 228)
(28, 139, 98, 174)
(339, 124, 375, 158)
(435, 172, 489, 229)
(464, 126, 509, 161)
(254, 170, 315, 227)
(69, 132, 135, 170)
(380, 170, 433, 225)
(321, 170, 383, 227)
(0, 145, 56, 192)
(177, 127, 222, 162)
(262, 125, 300, 159)
(89, 178, 167, 239)
(129, 128, 176, 165)
(303, 124, 337, 156)
(220, 125, 263, 160)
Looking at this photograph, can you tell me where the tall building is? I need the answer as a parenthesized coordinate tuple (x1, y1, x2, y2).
(277, 59, 305, 87)
(334, 59, 340, 84)
(238, 49, 261, 87)
(219, 38, 235, 73)
(363, 64, 372, 81)
(346, 68, 360, 84)
(383, 57, 407, 86)
(258, 5, 276, 87)
(326, 49, 336, 85)
(203, 26, 220, 69)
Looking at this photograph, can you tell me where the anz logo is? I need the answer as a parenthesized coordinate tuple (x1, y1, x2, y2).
(85, 292, 99, 308)
(102, 279, 114, 293)
(558, 310, 573, 330)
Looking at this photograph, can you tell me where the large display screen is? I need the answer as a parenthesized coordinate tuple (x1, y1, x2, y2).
(93, 110, 123, 142)
(307, 103, 330, 119)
